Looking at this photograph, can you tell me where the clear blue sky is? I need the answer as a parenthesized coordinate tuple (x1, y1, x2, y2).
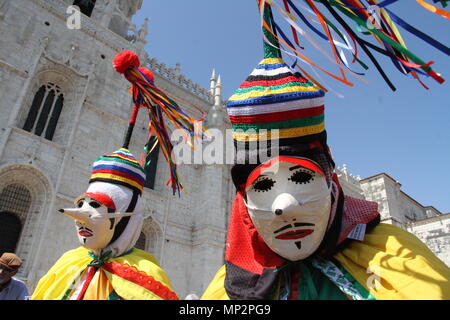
(133, 1, 450, 213)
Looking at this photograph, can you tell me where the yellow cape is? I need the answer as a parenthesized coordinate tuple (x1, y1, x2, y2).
(201, 224, 450, 300)
(32, 247, 177, 300)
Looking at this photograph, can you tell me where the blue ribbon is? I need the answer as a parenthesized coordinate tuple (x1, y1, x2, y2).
(286, 0, 329, 41)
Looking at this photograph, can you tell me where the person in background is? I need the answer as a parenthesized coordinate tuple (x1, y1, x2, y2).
(0, 253, 29, 300)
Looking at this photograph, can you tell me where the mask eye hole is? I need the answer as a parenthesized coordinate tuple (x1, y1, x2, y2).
(76, 199, 84, 208)
(289, 169, 315, 185)
(252, 176, 276, 192)
(89, 201, 101, 209)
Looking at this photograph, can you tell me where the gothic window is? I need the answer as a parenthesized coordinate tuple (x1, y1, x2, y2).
(0, 213, 22, 254)
(23, 82, 64, 141)
(73, 0, 96, 17)
(135, 232, 146, 251)
(0, 184, 32, 254)
(144, 145, 160, 190)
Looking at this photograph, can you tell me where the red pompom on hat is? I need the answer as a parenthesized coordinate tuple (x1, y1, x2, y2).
(113, 50, 140, 74)
(138, 67, 154, 83)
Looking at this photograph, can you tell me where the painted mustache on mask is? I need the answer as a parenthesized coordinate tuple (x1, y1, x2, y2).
(273, 222, 315, 234)
(273, 222, 315, 242)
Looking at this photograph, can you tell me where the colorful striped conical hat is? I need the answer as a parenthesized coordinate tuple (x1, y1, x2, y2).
(89, 148, 146, 195)
(227, 2, 326, 145)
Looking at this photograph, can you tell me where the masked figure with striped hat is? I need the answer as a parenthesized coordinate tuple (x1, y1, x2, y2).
(201, 1, 450, 300)
(30, 50, 195, 300)
(32, 149, 178, 300)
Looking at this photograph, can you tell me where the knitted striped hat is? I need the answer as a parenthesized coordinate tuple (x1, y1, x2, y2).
(229, 2, 333, 188)
(228, 57, 325, 142)
(227, 2, 325, 145)
(89, 148, 146, 195)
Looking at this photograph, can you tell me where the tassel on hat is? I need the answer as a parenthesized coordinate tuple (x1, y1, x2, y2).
(113, 50, 206, 196)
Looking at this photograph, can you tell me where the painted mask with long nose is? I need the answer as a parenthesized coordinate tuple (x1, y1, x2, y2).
(60, 192, 134, 253)
(244, 156, 332, 261)
(58, 148, 146, 255)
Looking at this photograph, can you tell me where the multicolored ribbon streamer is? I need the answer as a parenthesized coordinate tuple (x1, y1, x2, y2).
(114, 51, 206, 196)
(260, 0, 448, 90)
(418, 0, 450, 18)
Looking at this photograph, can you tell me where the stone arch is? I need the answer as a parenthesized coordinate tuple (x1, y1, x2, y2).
(16, 64, 82, 146)
(0, 211, 23, 254)
(0, 184, 32, 253)
(140, 216, 163, 261)
(135, 231, 147, 251)
(0, 164, 53, 277)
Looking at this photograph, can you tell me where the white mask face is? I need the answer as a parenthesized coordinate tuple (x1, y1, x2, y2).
(68, 196, 117, 252)
(59, 194, 136, 253)
(244, 156, 332, 261)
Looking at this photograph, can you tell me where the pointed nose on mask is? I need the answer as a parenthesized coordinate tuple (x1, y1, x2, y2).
(271, 193, 299, 217)
(58, 208, 92, 224)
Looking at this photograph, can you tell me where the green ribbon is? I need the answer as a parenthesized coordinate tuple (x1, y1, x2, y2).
(262, 2, 282, 59)
(272, 257, 373, 300)
(87, 250, 112, 268)
(318, 0, 435, 74)
(86, 248, 134, 268)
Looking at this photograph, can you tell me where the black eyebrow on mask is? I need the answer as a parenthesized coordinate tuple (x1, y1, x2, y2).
(293, 222, 315, 227)
(273, 224, 292, 234)
(249, 174, 270, 186)
(289, 165, 316, 173)
(289, 165, 310, 171)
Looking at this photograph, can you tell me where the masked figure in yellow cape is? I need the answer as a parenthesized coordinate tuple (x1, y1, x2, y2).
(32, 47, 207, 300)
(32, 149, 178, 300)
(201, 2, 450, 301)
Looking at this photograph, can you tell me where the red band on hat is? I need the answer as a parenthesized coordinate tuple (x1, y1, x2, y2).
(229, 106, 324, 125)
(84, 192, 116, 211)
(239, 75, 309, 89)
